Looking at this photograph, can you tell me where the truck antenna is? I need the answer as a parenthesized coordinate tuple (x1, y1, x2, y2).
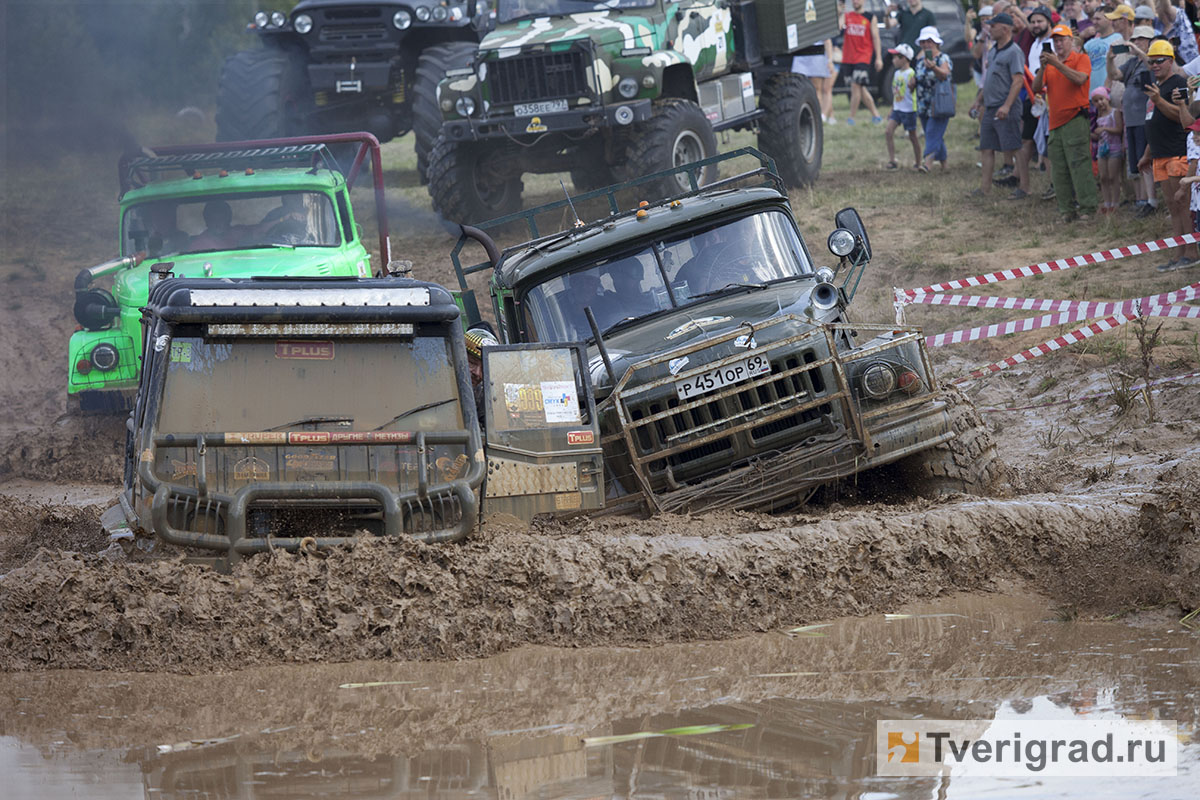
(560, 180, 585, 228)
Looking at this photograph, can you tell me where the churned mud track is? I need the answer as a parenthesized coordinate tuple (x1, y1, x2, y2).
(2, 459, 1197, 673)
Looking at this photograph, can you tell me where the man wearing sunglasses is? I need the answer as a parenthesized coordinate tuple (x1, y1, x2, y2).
(1137, 39, 1200, 270)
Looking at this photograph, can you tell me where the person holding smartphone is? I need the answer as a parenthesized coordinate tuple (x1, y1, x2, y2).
(1032, 23, 1100, 220)
(910, 26, 953, 171)
(1086, 6, 1128, 90)
(1116, 27, 1160, 214)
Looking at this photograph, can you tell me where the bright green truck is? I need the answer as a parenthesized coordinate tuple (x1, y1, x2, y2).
(427, 0, 839, 223)
(68, 133, 391, 413)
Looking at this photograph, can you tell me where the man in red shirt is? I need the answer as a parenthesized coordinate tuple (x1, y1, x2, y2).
(842, 0, 884, 125)
(1032, 23, 1100, 220)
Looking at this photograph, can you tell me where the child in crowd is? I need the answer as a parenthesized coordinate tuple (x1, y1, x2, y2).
(1089, 87, 1125, 214)
(884, 44, 921, 169)
(1179, 111, 1200, 244)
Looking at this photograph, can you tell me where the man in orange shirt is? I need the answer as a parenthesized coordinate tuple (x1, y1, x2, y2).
(1033, 24, 1100, 220)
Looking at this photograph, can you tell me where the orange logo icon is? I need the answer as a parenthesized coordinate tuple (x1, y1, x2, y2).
(887, 731, 919, 763)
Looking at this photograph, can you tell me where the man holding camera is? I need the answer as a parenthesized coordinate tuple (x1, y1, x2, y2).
(1114, 25, 1158, 214)
(1033, 23, 1100, 220)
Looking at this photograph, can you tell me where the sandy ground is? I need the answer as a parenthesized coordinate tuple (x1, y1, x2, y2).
(1, 121, 1198, 673)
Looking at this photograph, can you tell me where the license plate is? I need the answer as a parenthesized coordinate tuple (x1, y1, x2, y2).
(675, 354, 772, 400)
(514, 99, 568, 117)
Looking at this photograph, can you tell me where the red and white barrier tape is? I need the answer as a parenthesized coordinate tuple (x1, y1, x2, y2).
(901, 281, 1200, 316)
(928, 302, 1200, 347)
(951, 315, 1131, 383)
(895, 233, 1200, 302)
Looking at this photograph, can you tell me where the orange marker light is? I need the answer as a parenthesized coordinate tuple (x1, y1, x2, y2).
(218, 169, 229, 177)
(245, 168, 255, 175)
(638, 200, 649, 208)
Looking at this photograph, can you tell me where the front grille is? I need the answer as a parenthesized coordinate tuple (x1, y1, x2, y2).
(166, 492, 227, 535)
(319, 23, 388, 44)
(403, 490, 463, 535)
(627, 352, 830, 472)
(489, 49, 591, 105)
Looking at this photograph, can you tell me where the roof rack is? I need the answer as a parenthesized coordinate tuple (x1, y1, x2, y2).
(118, 132, 391, 264)
(449, 147, 783, 320)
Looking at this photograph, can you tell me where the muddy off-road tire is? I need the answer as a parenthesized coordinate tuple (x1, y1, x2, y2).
(898, 386, 1003, 496)
(427, 138, 524, 224)
(412, 42, 478, 183)
(216, 49, 311, 142)
(623, 99, 718, 199)
(757, 73, 823, 188)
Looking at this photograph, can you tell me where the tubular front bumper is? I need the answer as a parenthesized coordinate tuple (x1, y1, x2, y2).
(441, 99, 652, 142)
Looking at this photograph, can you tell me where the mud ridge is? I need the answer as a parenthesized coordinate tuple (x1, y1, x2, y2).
(3, 473, 1197, 673)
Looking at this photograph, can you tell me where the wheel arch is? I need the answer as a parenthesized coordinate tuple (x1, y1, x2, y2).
(660, 64, 699, 103)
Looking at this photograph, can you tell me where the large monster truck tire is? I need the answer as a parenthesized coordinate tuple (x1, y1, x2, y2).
(412, 42, 478, 183)
(897, 386, 1003, 497)
(757, 73, 823, 188)
(623, 99, 718, 199)
(427, 138, 524, 224)
(570, 160, 618, 192)
(216, 48, 311, 142)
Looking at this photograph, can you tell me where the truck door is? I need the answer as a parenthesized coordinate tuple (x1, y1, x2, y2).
(481, 343, 604, 521)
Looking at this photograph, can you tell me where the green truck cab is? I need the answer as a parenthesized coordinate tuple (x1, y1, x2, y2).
(452, 151, 1000, 513)
(68, 133, 391, 413)
(427, 0, 838, 223)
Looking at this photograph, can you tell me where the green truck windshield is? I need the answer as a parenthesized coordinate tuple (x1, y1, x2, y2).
(157, 337, 462, 434)
(124, 191, 341, 259)
(521, 209, 814, 342)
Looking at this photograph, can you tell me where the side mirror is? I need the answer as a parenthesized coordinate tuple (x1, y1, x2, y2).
(834, 207, 872, 264)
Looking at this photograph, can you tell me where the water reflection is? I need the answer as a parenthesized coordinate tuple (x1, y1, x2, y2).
(2, 594, 1197, 799)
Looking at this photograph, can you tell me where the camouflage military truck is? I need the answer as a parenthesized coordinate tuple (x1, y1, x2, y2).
(428, 0, 839, 223)
(450, 149, 1001, 513)
(68, 133, 389, 413)
(216, 2, 494, 179)
(109, 276, 604, 570)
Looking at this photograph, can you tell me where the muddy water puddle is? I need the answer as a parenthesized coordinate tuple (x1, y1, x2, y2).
(2, 593, 1197, 799)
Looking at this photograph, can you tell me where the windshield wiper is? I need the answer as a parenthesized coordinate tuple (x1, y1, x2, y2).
(373, 398, 458, 430)
(689, 282, 768, 300)
(269, 415, 354, 431)
(600, 315, 645, 338)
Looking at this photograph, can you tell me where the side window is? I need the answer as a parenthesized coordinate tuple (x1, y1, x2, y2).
(336, 193, 355, 244)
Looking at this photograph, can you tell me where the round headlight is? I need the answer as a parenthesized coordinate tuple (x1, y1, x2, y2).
(828, 228, 856, 257)
(270, 10, 286, 27)
(617, 76, 639, 99)
(415, 5, 432, 21)
(860, 362, 897, 399)
(432, 5, 449, 21)
(393, 9, 413, 29)
(455, 96, 477, 116)
(253, 11, 270, 27)
(91, 343, 120, 372)
(294, 13, 313, 33)
(815, 266, 836, 284)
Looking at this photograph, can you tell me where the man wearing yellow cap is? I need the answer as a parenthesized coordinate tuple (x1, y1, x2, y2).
(1033, 23, 1100, 220)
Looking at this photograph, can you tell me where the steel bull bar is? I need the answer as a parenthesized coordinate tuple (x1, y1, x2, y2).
(141, 429, 483, 569)
(601, 318, 951, 513)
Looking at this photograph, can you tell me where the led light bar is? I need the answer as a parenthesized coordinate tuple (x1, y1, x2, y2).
(206, 322, 415, 336)
(189, 287, 431, 307)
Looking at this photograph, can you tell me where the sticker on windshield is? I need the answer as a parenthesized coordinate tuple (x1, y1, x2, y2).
(276, 340, 334, 360)
(541, 380, 581, 424)
(665, 316, 732, 340)
(170, 342, 192, 363)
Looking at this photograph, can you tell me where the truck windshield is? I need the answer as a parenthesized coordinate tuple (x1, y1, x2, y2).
(520, 209, 814, 342)
(497, 0, 657, 23)
(157, 336, 463, 434)
(124, 191, 341, 258)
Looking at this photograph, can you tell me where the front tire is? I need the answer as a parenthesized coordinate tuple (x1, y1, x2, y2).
(412, 42, 478, 183)
(427, 138, 524, 225)
(622, 99, 718, 200)
(757, 73, 823, 188)
(896, 386, 1004, 497)
(216, 48, 311, 142)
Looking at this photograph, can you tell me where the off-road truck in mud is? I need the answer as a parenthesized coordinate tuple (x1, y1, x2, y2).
(69, 133, 390, 413)
(450, 149, 1000, 513)
(216, 2, 493, 179)
(427, 0, 838, 223)
(110, 276, 604, 570)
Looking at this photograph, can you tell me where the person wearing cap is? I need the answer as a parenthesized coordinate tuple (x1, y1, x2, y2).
(1154, 0, 1200, 65)
(1116, 25, 1160, 213)
(970, 5, 995, 89)
(884, 44, 922, 168)
(841, 0, 885, 125)
(911, 26, 954, 171)
(1033, 22, 1101, 219)
(888, 0, 937, 49)
(1137, 38, 1200, 269)
(464, 324, 500, 424)
(1085, 6, 1127, 90)
(971, 13, 1031, 196)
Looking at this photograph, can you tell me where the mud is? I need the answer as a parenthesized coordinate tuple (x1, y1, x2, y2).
(2, 457, 1198, 673)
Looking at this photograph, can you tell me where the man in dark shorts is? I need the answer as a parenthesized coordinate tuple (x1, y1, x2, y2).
(971, 13, 1029, 197)
(842, 0, 884, 124)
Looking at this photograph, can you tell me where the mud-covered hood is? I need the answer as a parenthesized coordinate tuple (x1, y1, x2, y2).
(481, 11, 658, 51)
(589, 282, 832, 395)
(111, 249, 360, 309)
